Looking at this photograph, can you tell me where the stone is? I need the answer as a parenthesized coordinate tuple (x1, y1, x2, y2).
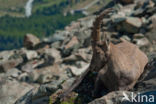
(0, 50, 14, 61)
(132, 8, 145, 17)
(23, 34, 40, 49)
(133, 33, 144, 39)
(6, 68, 21, 78)
(43, 33, 66, 44)
(44, 48, 61, 62)
(117, 17, 142, 33)
(146, 15, 156, 44)
(18, 73, 31, 82)
(21, 59, 44, 72)
(0, 58, 23, 73)
(51, 41, 61, 49)
(29, 64, 62, 83)
(61, 78, 75, 90)
(64, 36, 79, 50)
(133, 37, 150, 47)
(61, 36, 80, 57)
(25, 50, 38, 60)
(63, 54, 87, 65)
(69, 63, 89, 76)
(120, 35, 131, 41)
(0, 79, 34, 104)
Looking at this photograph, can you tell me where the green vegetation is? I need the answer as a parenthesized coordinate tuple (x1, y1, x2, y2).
(0, 0, 84, 50)
(0, 13, 83, 50)
(0, 0, 27, 17)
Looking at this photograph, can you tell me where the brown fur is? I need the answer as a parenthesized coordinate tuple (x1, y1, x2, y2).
(59, 8, 148, 99)
(94, 39, 148, 94)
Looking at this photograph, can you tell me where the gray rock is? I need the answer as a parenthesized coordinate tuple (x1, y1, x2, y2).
(28, 64, 63, 84)
(23, 34, 40, 49)
(25, 50, 38, 60)
(51, 41, 61, 49)
(69, 63, 89, 76)
(0, 50, 14, 62)
(133, 37, 150, 47)
(133, 33, 144, 39)
(21, 60, 44, 72)
(18, 73, 31, 82)
(0, 79, 34, 104)
(61, 78, 75, 90)
(6, 68, 21, 78)
(117, 17, 142, 33)
(61, 36, 80, 57)
(44, 48, 61, 62)
(0, 57, 23, 73)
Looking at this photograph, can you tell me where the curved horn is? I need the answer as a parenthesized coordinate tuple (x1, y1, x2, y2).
(91, 8, 113, 42)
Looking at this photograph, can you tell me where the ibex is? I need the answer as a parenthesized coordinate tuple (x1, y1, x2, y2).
(60, 8, 148, 99)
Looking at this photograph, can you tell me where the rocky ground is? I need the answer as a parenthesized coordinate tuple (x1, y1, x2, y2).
(0, 0, 156, 104)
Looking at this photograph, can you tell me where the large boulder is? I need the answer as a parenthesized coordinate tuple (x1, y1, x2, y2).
(0, 79, 34, 104)
(0, 58, 23, 73)
(117, 17, 142, 33)
(23, 34, 40, 49)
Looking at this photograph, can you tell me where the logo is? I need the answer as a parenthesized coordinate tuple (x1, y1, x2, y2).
(122, 91, 155, 103)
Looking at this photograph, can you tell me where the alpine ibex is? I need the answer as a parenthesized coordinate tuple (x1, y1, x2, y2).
(60, 8, 148, 99)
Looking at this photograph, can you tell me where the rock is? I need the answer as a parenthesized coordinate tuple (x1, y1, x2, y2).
(117, 17, 142, 33)
(79, 16, 94, 28)
(51, 41, 61, 49)
(0, 57, 23, 73)
(61, 78, 75, 89)
(25, 50, 38, 60)
(133, 37, 150, 47)
(146, 14, 156, 44)
(133, 33, 144, 39)
(0, 50, 14, 61)
(0, 79, 34, 104)
(147, 0, 155, 8)
(28, 64, 62, 84)
(18, 73, 31, 82)
(120, 0, 134, 5)
(64, 36, 79, 50)
(62, 36, 80, 57)
(23, 34, 40, 49)
(74, 30, 91, 47)
(63, 54, 88, 65)
(112, 17, 126, 23)
(43, 33, 66, 44)
(6, 68, 21, 78)
(132, 8, 146, 17)
(21, 59, 44, 72)
(44, 48, 61, 62)
(69, 63, 89, 76)
(120, 35, 131, 41)
(62, 47, 92, 65)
